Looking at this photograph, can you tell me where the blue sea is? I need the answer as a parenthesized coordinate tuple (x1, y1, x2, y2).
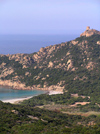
(0, 34, 78, 101)
(0, 34, 78, 54)
(0, 87, 46, 101)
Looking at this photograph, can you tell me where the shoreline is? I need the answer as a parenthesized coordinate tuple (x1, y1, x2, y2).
(2, 96, 33, 104)
(2, 90, 63, 104)
(0, 80, 64, 104)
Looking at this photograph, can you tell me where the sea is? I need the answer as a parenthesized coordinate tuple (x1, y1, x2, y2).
(0, 34, 78, 101)
(0, 87, 46, 101)
(0, 34, 78, 54)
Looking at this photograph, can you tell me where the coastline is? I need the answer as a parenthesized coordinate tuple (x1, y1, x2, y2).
(3, 96, 33, 104)
(2, 90, 63, 104)
(0, 79, 64, 104)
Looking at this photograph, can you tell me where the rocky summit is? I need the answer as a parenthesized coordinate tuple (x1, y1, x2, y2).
(0, 27, 100, 96)
(80, 26, 100, 37)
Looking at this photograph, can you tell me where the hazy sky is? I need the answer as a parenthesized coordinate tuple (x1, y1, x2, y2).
(0, 0, 100, 34)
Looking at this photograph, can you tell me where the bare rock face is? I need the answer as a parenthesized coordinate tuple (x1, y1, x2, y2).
(80, 26, 100, 37)
(39, 47, 45, 52)
(97, 41, 100, 45)
(0, 67, 14, 78)
(67, 59, 73, 70)
(71, 40, 79, 45)
(48, 61, 54, 68)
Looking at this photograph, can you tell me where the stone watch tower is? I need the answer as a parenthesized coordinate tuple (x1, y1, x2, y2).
(86, 26, 90, 31)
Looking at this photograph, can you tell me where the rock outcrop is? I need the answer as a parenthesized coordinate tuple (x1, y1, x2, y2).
(7, 53, 34, 67)
(80, 26, 100, 37)
(97, 41, 100, 45)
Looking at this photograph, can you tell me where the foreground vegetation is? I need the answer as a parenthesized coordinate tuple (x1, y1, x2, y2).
(0, 91, 100, 133)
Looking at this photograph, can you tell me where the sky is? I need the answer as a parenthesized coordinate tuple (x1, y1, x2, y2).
(0, 0, 100, 35)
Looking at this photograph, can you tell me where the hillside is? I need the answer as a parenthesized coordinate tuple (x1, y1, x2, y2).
(1, 100, 100, 134)
(0, 27, 100, 97)
(1, 27, 100, 133)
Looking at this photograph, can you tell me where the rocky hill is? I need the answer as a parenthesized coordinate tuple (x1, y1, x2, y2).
(0, 27, 100, 96)
(80, 26, 100, 37)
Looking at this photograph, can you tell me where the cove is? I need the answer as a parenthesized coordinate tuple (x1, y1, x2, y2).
(0, 87, 46, 101)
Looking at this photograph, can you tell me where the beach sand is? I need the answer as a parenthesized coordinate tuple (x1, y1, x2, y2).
(3, 96, 33, 104)
(2, 90, 63, 104)
(48, 90, 63, 95)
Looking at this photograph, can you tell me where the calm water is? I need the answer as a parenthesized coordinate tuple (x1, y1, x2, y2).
(0, 34, 78, 54)
(0, 87, 46, 101)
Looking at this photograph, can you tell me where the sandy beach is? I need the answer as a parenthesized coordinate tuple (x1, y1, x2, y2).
(2, 90, 63, 104)
(3, 96, 33, 104)
(48, 90, 63, 95)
